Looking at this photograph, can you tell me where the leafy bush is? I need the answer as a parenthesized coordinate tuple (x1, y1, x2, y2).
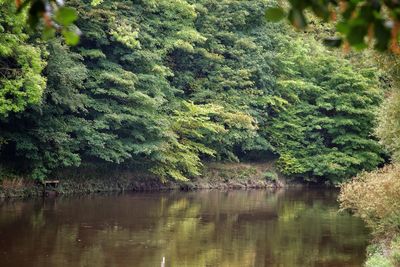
(364, 238, 400, 267)
(151, 101, 255, 181)
(270, 38, 384, 184)
(365, 251, 392, 267)
(339, 164, 400, 236)
(340, 164, 400, 266)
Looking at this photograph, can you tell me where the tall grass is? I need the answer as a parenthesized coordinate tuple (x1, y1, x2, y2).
(340, 164, 400, 266)
(340, 164, 400, 236)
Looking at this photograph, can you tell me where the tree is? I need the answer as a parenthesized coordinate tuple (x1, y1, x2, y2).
(0, 0, 385, 183)
(0, 0, 46, 116)
(0, 40, 87, 179)
(7, 0, 400, 52)
(268, 37, 384, 183)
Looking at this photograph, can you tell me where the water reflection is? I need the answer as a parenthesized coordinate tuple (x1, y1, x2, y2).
(0, 189, 368, 267)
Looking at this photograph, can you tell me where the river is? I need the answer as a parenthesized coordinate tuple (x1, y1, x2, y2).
(0, 188, 368, 267)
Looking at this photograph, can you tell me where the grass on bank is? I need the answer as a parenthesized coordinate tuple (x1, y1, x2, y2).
(340, 164, 400, 267)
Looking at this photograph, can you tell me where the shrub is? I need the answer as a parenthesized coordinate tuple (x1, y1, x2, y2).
(365, 251, 392, 267)
(340, 164, 400, 267)
(339, 164, 400, 236)
(263, 171, 278, 182)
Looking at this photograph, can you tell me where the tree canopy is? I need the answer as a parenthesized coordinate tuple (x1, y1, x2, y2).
(0, 0, 385, 184)
(7, 0, 400, 52)
(266, 0, 400, 52)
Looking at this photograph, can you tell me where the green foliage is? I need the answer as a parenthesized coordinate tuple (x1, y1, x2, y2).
(55, 7, 78, 26)
(340, 164, 400, 236)
(269, 38, 384, 183)
(365, 251, 393, 267)
(0, 0, 46, 116)
(340, 165, 400, 267)
(265, 7, 286, 22)
(0, 40, 87, 179)
(376, 91, 400, 162)
(0, 0, 385, 183)
(151, 101, 227, 181)
(13, 0, 81, 44)
(171, 0, 286, 158)
(10, 0, 400, 53)
(266, 0, 400, 52)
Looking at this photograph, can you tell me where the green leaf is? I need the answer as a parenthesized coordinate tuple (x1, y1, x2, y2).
(62, 29, 80, 45)
(55, 7, 78, 26)
(265, 7, 286, 22)
(42, 27, 56, 40)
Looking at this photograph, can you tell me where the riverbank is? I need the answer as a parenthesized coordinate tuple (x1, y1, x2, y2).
(339, 164, 400, 267)
(0, 161, 286, 198)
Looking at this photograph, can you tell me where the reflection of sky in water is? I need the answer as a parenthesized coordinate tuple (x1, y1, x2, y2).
(0, 189, 369, 267)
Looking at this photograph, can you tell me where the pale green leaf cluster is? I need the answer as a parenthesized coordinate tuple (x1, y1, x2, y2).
(0, 0, 46, 116)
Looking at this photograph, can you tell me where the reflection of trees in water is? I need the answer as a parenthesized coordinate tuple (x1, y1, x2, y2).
(0, 189, 368, 267)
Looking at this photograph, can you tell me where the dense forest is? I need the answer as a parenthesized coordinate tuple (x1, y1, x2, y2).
(3, 0, 400, 266)
(0, 0, 385, 184)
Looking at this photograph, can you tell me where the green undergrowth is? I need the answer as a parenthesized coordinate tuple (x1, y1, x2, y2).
(365, 238, 400, 267)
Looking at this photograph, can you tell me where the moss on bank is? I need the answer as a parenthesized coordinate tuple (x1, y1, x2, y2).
(0, 161, 283, 198)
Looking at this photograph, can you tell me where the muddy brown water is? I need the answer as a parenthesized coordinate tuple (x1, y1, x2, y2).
(0, 189, 368, 267)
